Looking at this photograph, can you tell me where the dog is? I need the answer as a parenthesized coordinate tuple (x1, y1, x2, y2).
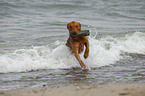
(66, 21, 89, 69)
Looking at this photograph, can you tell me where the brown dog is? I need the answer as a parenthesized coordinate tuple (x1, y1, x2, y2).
(66, 21, 89, 69)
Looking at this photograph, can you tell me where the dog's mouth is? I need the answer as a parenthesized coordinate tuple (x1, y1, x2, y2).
(72, 31, 78, 35)
(70, 33, 77, 38)
(72, 33, 77, 35)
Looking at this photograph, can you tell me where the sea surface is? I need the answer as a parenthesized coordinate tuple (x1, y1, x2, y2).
(0, 0, 145, 91)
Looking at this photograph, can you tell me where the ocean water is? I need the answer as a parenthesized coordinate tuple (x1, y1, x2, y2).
(0, 0, 145, 91)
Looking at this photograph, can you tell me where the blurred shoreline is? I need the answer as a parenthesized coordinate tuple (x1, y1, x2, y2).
(1, 83, 145, 96)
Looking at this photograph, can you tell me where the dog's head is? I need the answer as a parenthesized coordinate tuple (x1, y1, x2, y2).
(67, 21, 81, 35)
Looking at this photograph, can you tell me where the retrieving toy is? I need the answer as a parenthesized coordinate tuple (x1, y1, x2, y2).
(70, 30, 90, 38)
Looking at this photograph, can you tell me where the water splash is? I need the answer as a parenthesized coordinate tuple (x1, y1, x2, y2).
(0, 32, 145, 73)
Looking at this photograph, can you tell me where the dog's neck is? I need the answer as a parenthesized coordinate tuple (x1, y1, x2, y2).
(72, 37, 78, 40)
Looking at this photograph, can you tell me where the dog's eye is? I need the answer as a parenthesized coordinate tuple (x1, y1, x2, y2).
(76, 26, 78, 28)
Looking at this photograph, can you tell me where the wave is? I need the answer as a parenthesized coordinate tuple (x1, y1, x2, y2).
(0, 32, 145, 73)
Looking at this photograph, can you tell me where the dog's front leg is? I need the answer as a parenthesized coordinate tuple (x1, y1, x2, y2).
(75, 53, 86, 69)
(84, 41, 89, 59)
(73, 45, 86, 69)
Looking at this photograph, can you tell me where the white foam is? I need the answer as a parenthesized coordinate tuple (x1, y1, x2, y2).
(0, 32, 145, 73)
(120, 32, 145, 53)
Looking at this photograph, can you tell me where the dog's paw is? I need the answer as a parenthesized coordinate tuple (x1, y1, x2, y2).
(84, 53, 88, 59)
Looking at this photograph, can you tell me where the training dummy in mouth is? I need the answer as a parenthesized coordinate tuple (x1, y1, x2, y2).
(70, 30, 90, 38)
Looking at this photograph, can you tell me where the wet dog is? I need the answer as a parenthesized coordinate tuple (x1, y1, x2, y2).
(66, 21, 89, 69)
